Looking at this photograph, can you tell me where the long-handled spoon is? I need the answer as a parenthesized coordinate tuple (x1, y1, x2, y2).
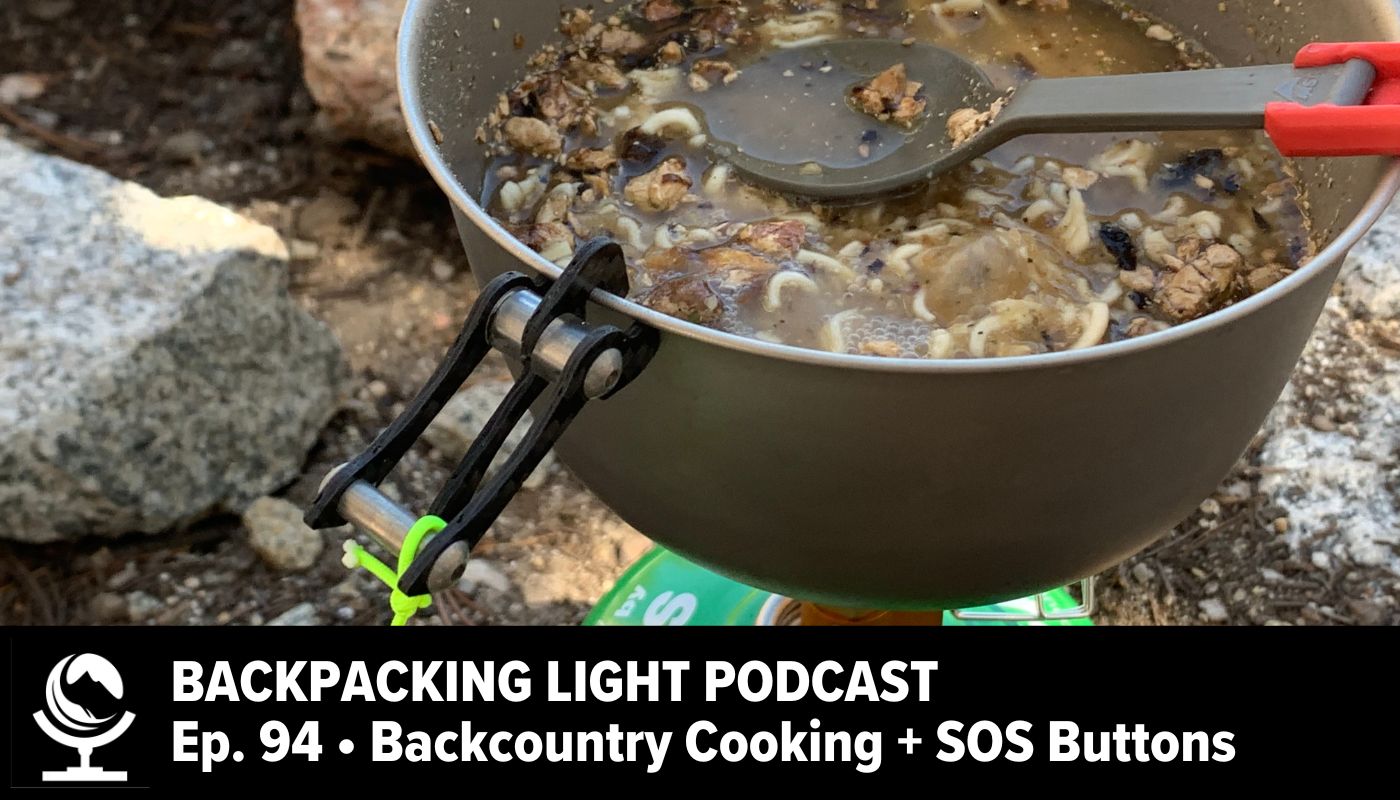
(702, 41, 1400, 199)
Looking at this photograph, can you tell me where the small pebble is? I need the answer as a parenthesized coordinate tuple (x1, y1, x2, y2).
(1310, 414, 1338, 433)
(243, 496, 325, 572)
(431, 259, 457, 281)
(106, 562, 139, 590)
(266, 602, 321, 626)
(158, 131, 210, 163)
(125, 591, 163, 623)
(1198, 598, 1229, 623)
(90, 592, 128, 623)
(26, 0, 75, 21)
(459, 559, 513, 594)
(1131, 562, 1155, 584)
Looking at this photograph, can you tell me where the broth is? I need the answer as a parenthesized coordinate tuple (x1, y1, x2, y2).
(479, 0, 1311, 359)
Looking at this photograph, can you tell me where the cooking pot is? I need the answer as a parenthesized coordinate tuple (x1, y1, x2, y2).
(397, 0, 1400, 609)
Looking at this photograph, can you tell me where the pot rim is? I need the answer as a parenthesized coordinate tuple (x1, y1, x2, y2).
(398, 0, 1400, 375)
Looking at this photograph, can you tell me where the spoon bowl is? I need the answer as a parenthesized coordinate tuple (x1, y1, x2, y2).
(706, 40, 999, 199)
(710, 39, 1390, 200)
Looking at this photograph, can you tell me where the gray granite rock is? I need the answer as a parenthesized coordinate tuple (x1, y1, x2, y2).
(0, 139, 349, 543)
(1258, 199, 1400, 575)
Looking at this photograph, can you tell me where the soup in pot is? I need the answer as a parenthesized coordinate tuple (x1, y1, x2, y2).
(478, 0, 1311, 359)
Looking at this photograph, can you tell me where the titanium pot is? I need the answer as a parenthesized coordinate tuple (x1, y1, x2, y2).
(398, 0, 1400, 609)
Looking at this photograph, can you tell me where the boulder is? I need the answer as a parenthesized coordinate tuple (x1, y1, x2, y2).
(0, 138, 349, 543)
(1258, 199, 1400, 575)
(295, 0, 415, 158)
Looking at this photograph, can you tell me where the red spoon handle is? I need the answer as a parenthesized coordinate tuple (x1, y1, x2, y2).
(1265, 42, 1400, 157)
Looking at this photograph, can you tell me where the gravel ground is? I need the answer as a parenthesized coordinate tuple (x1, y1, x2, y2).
(1, 0, 1394, 626)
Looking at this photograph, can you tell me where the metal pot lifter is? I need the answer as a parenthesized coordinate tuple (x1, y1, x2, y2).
(305, 239, 657, 600)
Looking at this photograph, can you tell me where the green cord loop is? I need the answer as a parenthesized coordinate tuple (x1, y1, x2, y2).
(341, 515, 446, 626)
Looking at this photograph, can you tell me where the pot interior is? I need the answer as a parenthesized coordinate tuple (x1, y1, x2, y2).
(405, 0, 1400, 260)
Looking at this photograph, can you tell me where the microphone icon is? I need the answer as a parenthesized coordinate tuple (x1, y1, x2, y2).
(32, 653, 135, 782)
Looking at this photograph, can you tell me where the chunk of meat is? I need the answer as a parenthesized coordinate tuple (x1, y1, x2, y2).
(687, 4, 741, 51)
(624, 157, 693, 212)
(946, 93, 1010, 148)
(642, 0, 686, 23)
(1244, 263, 1291, 293)
(859, 340, 902, 358)
(645, 245, 781, 275)
(737, 220, 807, 258)
(581, 172, 612, 199)
(640, 274, 725, 324)
(639, 267, 768, 326)
(598, 27, 649, 56)
(692, 59, 739, 84)
(565, 148, 618, 173)
(1022, 0, 1070, 10)
(658, 41, 686, 65)
(851, 63, 927, 127)
(502, 116, 562, 156)
(1119, 266, 1156, 294)
(523, 73, 595, 134)
(507, 221, 575, 262)
(564, 58, 629, 90)
(1155, 243, 1244, 322)
(1124, 317, 1160, 338)
(560, 8, 594, 38)
(699, 247, 781, 273)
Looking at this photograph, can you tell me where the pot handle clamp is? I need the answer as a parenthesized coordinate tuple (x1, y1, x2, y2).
(304, 238, 658, 601)
(1265, 42, 1400, 157)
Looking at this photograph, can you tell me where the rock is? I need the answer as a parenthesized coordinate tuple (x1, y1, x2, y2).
(0, 139, 349, 543)
(26, 0, 74, 21)
(125, 591, 163, 623)
(1131, 562, 1156, 584)
(1347, 600, 1385, 626)
(1339, 200, 1400, 318)
(243, 497, 325, 572)
(424, 381, 557, 491)
(208, 39, 261, 73)
(106, 562, 139, 591)
(618, 531, 654, 566)
(1198, 598, 1229, 624)
(1258, 199, 1400, 577)
(157, 131, 210, 163)
(90, 592, 129, 623)
(296, 191, 359, 240)
(0, 73, 48, 105)
(295, 0, 415, 158)
(266, 602, 322, 626)
(458, 559, 513, 594)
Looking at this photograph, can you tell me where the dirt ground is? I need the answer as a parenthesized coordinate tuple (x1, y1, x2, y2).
(1, 0, 1394, 627)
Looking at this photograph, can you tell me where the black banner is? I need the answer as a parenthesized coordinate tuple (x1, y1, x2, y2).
(3, 626, 1393, 787)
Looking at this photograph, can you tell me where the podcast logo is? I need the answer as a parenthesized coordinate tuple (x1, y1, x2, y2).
(31, 653, 136, 783)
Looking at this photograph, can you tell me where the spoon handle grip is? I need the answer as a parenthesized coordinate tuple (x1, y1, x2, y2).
(1001, 60, 1373, 136)
(1265, 42, 1400, 157)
